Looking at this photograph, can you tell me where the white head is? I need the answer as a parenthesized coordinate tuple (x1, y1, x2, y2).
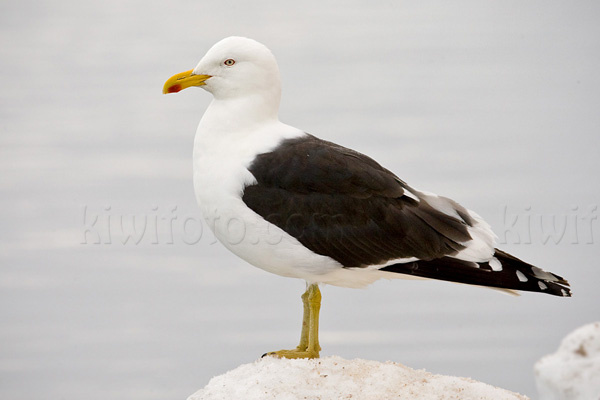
(164, 37, 282, 112)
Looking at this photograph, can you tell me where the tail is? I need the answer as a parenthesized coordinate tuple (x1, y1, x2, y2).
(380, 249, 572, 297)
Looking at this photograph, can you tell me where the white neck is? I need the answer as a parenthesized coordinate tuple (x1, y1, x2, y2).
(198, 71, 283, 134)
(193, 81, 304, 165)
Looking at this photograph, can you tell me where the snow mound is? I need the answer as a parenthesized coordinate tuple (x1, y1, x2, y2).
(188, 356, 527, 400)
(534, 322, 600, 400)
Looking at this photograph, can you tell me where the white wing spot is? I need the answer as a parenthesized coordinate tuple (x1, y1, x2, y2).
(403, 190, 420, 202)
(538, 281, 548, 290)
(489, 257, 502, 271)
(516, 270, 528, 282)
(561, 289, 568, 297)
(532, 267, 559, 282)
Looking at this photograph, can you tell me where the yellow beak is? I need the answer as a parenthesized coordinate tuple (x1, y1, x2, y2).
(162, 70, 211, 94)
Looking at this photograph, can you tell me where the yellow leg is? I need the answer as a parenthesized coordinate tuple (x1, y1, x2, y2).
(263, 283, 321, 359)
(296, 288, 311, 351)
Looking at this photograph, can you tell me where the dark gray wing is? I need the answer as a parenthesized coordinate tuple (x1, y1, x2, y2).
(242, 134, 474, 268)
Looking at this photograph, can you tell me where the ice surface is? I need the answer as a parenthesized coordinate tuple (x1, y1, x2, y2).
(188, 356, 528, 400)
(535, 322, 600, 400)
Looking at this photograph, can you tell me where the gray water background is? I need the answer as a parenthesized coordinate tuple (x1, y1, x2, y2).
(1, 1, 599, 399)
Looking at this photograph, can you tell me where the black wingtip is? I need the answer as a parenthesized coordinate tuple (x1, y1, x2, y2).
(380, 249, 572, 297)
(493, 249, 572, 297)
(543, 280, 572, 297)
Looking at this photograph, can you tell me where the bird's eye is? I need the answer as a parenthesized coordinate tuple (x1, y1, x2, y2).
(224, 59, 235, 66)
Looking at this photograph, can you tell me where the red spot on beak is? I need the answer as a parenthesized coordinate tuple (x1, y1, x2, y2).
(167, 84, 182, 93)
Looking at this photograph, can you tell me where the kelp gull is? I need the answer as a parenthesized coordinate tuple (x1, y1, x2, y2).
(163, 36, 571, 359)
